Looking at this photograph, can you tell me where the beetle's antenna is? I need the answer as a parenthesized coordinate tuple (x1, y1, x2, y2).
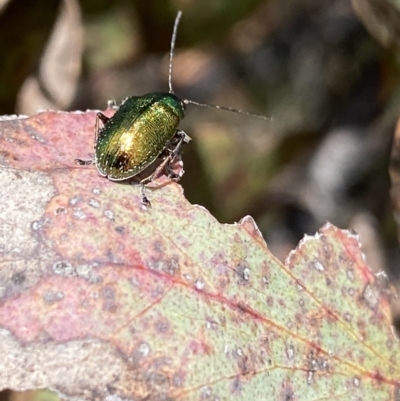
(170, 12, 270, 121)
(169, 11, 182, 94)
(183, 99, 270, 121)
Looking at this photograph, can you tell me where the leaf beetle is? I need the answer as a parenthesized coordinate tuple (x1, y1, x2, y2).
(76, 11, 268, 207)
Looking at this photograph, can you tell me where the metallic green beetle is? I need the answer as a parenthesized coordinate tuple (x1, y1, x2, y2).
(76, 11, 268, 206)
(76, 91, 191, 206)
(76, 12, 191, 206)
(94, 93, 186, 181)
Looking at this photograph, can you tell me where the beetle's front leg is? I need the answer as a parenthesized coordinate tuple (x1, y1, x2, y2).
(159, 129, 191, 160)
(95, 112, 110, 142)
(177, 129, 192, 145)
(163, 130, 191, 181)
(169, 129, 191, 153)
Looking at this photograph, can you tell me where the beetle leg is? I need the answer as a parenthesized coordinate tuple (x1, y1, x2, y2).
(176, 129, 192, 145)
(164, 129, 191, 159)
(138, 130, 191, 206)
(162, 130, 191, 180)
(158, 129, 191, 160)
(140, 184, 151, 208)
(165, 163, 180, 181)
(75, 159, 95, 165)
(95, 112, 110, 142)
(167, 130, 188, 164)
(138, 156, 172, 207)
(140, 156, 174, 186)
(97, 112, 110, 124)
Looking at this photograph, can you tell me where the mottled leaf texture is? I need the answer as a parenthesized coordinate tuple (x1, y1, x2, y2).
(0, 111, 399, 401)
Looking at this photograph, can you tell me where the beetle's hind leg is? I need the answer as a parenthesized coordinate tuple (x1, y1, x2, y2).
(138, 156, 175, 207)
(140, 130, 189, 185)
(140, 184, 151, 208)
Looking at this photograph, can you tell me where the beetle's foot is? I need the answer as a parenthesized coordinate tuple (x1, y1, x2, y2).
(75, 158, 94, 165)
(177, 129, 192, 145)
(140, 196, 151, 209)
(140, 185, 152, 209)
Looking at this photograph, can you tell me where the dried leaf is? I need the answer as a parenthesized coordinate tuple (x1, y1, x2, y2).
(0, 110, 399, 400)
(16, 0, 83, 114)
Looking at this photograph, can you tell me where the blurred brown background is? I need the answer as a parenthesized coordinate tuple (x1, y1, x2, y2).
(1, 0, 399, 293)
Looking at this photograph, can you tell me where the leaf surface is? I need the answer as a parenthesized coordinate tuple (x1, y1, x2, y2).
(0, 111, 399, 401)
